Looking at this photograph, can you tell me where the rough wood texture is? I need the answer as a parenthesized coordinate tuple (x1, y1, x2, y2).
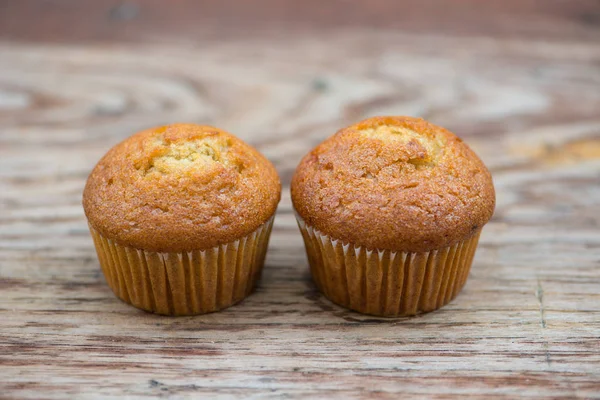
(1, 1, 599, 398)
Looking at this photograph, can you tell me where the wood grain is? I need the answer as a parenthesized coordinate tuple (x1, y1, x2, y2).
(1, 1, 600, 398)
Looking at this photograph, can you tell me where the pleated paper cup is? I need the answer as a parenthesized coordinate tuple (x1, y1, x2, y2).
(296, 215, 481, 317)
(89, 216, 274, 316)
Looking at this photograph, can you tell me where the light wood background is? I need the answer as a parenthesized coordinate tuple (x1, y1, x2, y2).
(1, 1, 599, 398)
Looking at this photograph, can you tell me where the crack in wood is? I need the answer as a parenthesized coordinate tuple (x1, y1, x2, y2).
(535, 279, 547, 329)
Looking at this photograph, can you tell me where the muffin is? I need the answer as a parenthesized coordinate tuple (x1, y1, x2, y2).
(291, 116, 495, 317)
(83, 123, 280, 315)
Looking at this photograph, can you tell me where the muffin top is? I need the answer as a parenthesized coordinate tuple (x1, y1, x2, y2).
(291, 116, 495, 253)
(83, 124, 280, 252)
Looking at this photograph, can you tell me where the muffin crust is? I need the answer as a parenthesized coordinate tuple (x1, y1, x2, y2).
(291, 116, 495, 253)
(83, 124, 281, 252)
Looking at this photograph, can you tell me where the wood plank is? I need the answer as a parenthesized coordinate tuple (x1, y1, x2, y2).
(1, 1, 599, 398)
(0, 0, 599, 43)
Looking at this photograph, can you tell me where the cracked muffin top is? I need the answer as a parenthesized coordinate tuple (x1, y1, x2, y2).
(291, 116, 495, 252)
(83, 123, 281, 252)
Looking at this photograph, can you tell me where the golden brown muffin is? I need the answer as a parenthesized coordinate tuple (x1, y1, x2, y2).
(83, 123, 281, 315)
(291, 116, 495, 317)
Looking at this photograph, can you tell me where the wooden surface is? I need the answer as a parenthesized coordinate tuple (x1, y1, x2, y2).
(1, 1, 600, 398)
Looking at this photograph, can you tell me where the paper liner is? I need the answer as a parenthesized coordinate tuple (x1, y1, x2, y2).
(296, 216, 481, 317)
(89, 216, 274, 316)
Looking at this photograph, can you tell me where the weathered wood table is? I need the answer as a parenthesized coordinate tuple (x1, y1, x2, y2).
(1, 1, 599, 398)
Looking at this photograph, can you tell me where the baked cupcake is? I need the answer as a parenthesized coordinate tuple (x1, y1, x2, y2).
(83, 123, 280, 315)
(291, 116, 495, 316)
